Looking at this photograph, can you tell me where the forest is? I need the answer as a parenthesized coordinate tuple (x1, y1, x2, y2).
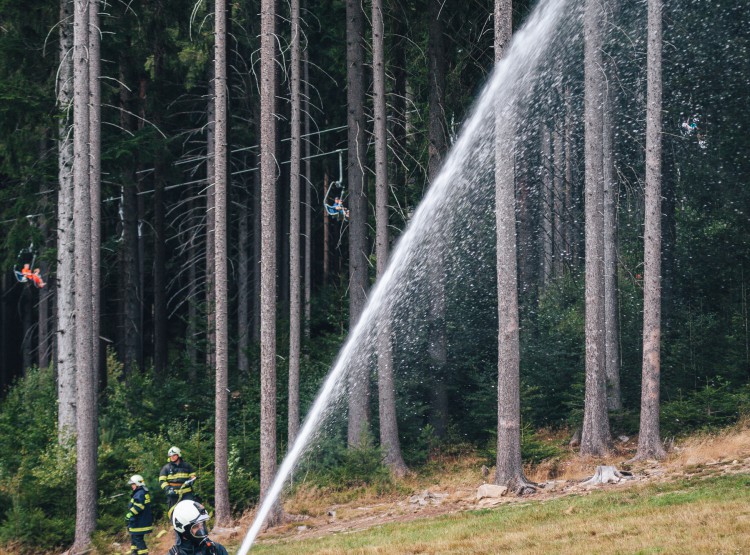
(0, 0, 749, 552)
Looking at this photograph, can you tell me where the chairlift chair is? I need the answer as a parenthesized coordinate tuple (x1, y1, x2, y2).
(13, 245, 36, 284)
(323, 150, 349, 222)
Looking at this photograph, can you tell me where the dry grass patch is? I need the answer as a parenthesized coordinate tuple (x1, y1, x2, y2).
(667, 418, 750, 469)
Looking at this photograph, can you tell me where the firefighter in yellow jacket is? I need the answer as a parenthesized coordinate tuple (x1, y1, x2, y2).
(159, 446, 197, 517)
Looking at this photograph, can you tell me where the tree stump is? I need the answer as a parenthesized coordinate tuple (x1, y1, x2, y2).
(582, 465, 633, 486)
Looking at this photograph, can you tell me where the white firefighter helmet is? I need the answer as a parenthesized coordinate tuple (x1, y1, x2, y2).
(172, 500, 210, 544)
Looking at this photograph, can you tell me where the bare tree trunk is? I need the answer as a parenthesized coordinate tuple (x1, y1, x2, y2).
(206, 65, 216, 369)
(427, 0, 449, 439)
(373, 0, 407, 477)
(238, 178, 250, 374)
(188, 205, 199, 375)
(635, 0, 666, 461)
(389, 2, 407, 193)
(553, 105, 564, 278)
(288, 0, 302, 447)
(121, 186, 140, 374)
(303, 47, 312, 341)
(581, 0, 611, 457)
(89, 0, 101, 383)
(494, 0, 530, 492)
(603, 81, 621, 412)
(57, 0, 76, 442)
(541, 123, 552, 286)
(118, 52, 141, 376)
(212, 0, 231, 526)
(564, 85, 573, 268)
(252, 100, 262, 343)
(260, 0, 281, 524)
(73, 0, 97, 547)
(346, 0, 369, 448)
(153, 155, 167, 374)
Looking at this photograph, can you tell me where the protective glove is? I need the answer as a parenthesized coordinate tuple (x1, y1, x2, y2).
(166, 486, 176, 496)
(125, 512, 133, 521)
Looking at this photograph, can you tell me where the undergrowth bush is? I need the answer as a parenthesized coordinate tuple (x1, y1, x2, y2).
(660, 380, 750, 437)
(481, 423, 564, 466)
(0, 353, 262, 552)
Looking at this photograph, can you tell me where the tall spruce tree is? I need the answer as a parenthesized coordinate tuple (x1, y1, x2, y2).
(581, 0, 612, 457)
(214, 0, 231, 525)
(494, 0, 532, 492)
(72, 0, 97, 548)
(57, 0, 76, 442)
(346, 0, 369, 448)
(635, 0, 666, 461)
(373, 0, 407, 477)
(288, 0, 302, 447)
(260, 0, 281, 524)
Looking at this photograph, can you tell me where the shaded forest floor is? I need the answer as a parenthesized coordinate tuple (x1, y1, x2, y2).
(202, 423, 750, 554)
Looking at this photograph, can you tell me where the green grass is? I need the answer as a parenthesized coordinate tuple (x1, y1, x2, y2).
(240, 474, 750, 554)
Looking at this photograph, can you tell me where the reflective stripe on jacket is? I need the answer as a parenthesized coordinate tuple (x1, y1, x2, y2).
(159, 459, 196, 493)
(127, 486, 154, 533)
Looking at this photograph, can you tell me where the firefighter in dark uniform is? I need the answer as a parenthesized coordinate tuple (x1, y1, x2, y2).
(159, 446, 198, 517)
(125, 474, 154, 555)
(169, 500, 229, 555)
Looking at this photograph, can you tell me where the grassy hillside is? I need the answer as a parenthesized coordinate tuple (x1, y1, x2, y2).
(214, 424, 750, 555)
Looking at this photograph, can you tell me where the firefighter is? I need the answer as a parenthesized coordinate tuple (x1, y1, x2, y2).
(159, 446, 198, 517)
(125, 474, 154, 555)
(169, 500, 228, 555)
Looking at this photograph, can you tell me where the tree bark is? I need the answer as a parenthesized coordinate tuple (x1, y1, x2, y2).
(603, 80, 621, 412)
(494, 0, 531, 492)
(213, 0, 231, 526)
(346, 0, 370, 448)
(57, 0, 76, 442)
(252, 100, 262, 343)
(564, 85, 574, 268)
(581, 0, 611, 457)
(427, 0, 449, 439)
(118, 49, 141, 376)
(238, 175, 250, 375)
(73, 0, 97, 548)
(303, 47, 312, 341)
(541, 123, 552, 286)
(553, 99, 564, 278)
(206, 65, 216, 370)
(187, 195, 199, 376)
(89, 0, 101, 384)
(260, 0, 281, 524)
(288, 0, 302, 447)
(635, 0, 666, 461)
(373, 0, 407, 477)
